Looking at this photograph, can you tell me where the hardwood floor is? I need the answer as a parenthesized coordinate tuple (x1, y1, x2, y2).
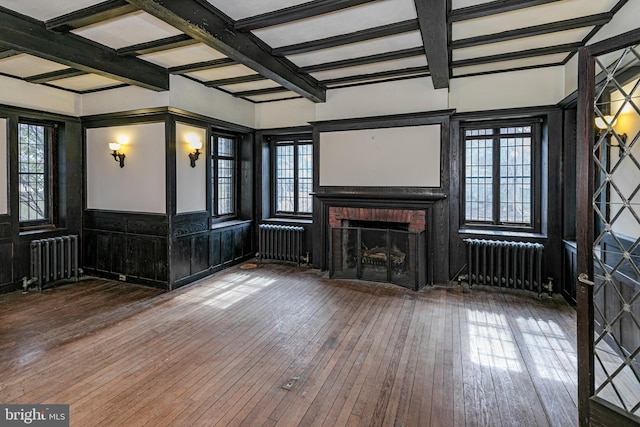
(0, 264, 578, 426)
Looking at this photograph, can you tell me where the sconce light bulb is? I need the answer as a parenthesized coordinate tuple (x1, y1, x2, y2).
(109, 142, 121, 151)
(186, 133, 203, 151)
(595, 115, 617, 130)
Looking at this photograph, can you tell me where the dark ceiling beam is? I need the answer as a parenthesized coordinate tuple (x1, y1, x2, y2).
(25, 68, 88, 84)
(126, 0, 326, 102)
(204, 74, 267, 88)
(117, 34, 197, 56)
(321, 66, 430, 86)
(45, 0, 137, 32)
(452, 13, 613, 50)
(450, 0, 561, 22)
(234, 0, 381, 31)
(0, 7, 168, 91)
(169, 58, 236, 75)
(300, 46, 425, 73)
(414, 0, 449, 89)
(272, 19, 419, 56)
(451, 42, 583, 68)
(232, 86, 289, 98)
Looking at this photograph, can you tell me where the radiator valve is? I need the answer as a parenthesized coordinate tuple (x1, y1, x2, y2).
(543, 277, 554, 295)
(21, 276, 38, 294)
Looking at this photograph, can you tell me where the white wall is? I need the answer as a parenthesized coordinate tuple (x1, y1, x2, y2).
(0, 118, 7, 214)
(319, 125, 441, 187)
(81, 85, 170, 117)
(254, 77, 449, 129)
(564, 1, 640, 98)
(86, 122, 166, 213)
(0, 75, 80, 116)
(176, 122, 207, 213)
(449, 66, 566, 112)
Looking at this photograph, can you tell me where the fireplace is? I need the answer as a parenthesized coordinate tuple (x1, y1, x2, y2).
(328, 207, 427, 290)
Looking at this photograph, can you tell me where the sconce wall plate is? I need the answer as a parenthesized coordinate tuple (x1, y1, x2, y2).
(189, 148, 201, 168)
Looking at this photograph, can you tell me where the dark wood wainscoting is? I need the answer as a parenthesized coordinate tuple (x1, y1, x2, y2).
(171, 214, 254, 290)
(562, 240, 577, 305)
(83, 210, 168, 289)
(0, 219, 12, 292)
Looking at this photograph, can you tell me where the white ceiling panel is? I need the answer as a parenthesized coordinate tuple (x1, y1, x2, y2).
(310, 56, 428, 81)
(0, 0, 105, 21)
(452, 53, 568, 77)
(0, 54, 68, 78)
(72, 11, 183, 49)
(452, 0, 495, 9)
(453, 27, 593, 61)
(254, 0, 417, 48)
(186, 64, 258, 82)
(48, 74, 122, 91)
(205, 0, 309, 20)
(288, 31, 423, 67)
(246, 91, 299, 102)
(140, 44, 227, 68)
(452, 0, 619, 40)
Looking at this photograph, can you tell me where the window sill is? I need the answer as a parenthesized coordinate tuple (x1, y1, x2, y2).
(20, 227, 68, 238)
(263, 217, 312, 226)
(210, 219, 252, 230)
(459, 228, 546, 240)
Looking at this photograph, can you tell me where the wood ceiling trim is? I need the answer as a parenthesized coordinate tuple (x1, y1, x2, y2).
(0, 48, 19, 60)
(117, 34, 197, 56)
(300, 46, 425, 73)
(451, 42, 583, 68)
(232, 86, 289, 98)
(234, 0, 382, 32)
(414, 0, 449, 89)
(450, 0, 561, 23)
(127, 0, 326, 103)
(0, 8, 169, 91)
(25, 68, 88, 84)
(272, 19, 420, 57)
(45, 0, 137, 33)
(321, 65, 430, 86)
(168, 58, 236, 74)
(452, 13, 613, 50)
(204, 74, 267, 88)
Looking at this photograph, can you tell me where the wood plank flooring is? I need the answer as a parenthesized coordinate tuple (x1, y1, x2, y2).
(0, 264, 578, 426)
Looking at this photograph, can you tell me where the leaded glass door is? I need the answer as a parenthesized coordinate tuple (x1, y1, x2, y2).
(577, 31, 640, 426)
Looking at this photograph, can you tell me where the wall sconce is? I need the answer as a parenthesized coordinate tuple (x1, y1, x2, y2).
(187, 134, 203, 168)
(595, 115, 627, 157)
(109, 136, 127, 168)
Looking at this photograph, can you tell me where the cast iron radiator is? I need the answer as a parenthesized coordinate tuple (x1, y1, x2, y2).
(257, 224, 305, 265)
(29, 235, 80, 291)
(464, 238, 546, 296)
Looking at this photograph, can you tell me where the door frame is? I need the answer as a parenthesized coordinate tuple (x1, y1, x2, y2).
(576, 27, 640, 427)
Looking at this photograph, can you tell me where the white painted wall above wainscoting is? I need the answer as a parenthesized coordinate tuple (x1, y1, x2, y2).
(176, 122, 207, 214)
(86, 122, 166, 214)
(0, 74, 80, 116)
(0, 118, 7, 215)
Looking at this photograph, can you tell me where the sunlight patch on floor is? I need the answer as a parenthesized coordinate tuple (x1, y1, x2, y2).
(467, 309, 522, 372)
(202, 273, 276, 309)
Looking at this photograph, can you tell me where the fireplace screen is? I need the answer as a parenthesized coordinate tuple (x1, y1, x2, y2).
(330, 226, 426, 290)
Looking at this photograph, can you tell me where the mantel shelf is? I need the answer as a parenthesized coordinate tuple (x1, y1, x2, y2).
(311, 192, 447, 202)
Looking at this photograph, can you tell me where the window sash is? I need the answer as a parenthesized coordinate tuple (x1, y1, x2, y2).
(463, 123, 536, 228)
(211, 134, 237, 217)
(273, 136, 312, 216)
(18, 122, 52, 226)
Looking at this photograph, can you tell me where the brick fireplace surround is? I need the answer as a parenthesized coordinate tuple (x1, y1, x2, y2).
(328, 207, 426, 232)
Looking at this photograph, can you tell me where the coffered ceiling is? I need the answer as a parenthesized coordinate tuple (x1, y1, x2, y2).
(0, 0, 627, 103)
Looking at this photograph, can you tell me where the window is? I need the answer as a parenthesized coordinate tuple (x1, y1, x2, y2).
(272, 135, 312, 216)
(18, 122, 55, 227)
(463, 121, 540, 229)
(211, 133, 237, 217)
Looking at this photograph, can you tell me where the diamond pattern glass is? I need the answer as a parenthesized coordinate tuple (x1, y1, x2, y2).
(593, 44, 640, 416)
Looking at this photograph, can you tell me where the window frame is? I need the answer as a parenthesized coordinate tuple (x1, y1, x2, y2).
(17, 120, 57, 230)
(460, 118, 542, 233)
(270, 134, 313, 218)
(210, 131, 238, 219)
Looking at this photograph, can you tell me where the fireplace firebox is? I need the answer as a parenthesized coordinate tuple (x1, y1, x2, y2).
(330, 225, 426, 290)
